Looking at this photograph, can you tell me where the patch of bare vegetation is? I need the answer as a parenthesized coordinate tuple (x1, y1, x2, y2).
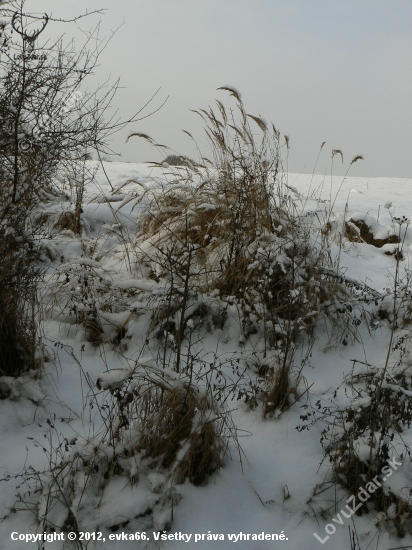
(345, 218, 400, 248)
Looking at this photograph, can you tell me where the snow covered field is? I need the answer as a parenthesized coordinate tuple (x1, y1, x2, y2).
(1, 163, 412, 550)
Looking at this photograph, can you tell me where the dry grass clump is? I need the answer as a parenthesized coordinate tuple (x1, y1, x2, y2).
(123, 89, 375, 427)
(263, 364, 291, 416)
(138, 386, 197, 468)
(94, 360, 233, 488)
(176, 421, 223, 486)
(77, 309, 104, 346)
(131, 90, 357, 343)
(0, 298, 36, 377)
(132, 89, 277, 261)
(137, 384, 225, 486)
(54, 210, 82, 234)
(93, 356, 237, 485)
(14, 416, 177, 536)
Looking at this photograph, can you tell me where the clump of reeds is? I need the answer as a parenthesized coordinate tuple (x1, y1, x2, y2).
(126, 87, 372, 418)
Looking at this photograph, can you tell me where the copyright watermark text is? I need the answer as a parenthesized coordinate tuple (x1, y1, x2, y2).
(313, 455, 402, 544)
(11, 530, 289, 544)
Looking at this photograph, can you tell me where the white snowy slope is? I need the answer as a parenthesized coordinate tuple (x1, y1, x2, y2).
(1, 164, 412, 550)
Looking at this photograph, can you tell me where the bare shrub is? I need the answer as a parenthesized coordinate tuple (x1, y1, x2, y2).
(0, 0, 164, 374)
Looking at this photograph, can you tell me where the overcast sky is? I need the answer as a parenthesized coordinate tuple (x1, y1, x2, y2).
(14, 0, 412, 177)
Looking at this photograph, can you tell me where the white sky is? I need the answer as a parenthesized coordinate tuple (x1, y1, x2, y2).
(13, 0, 412, 177)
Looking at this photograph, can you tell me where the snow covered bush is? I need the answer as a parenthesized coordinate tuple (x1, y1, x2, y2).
(318, 363, 412, 537)
(14, 416, 180, 536)
(46, 259, 133, 346)
(306, 226, 412, 538)
(98, 365, 232, 486)
(11, 359, 236, 537)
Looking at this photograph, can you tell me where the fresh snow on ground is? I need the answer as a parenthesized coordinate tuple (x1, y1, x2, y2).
(1, 163, 412, 550)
